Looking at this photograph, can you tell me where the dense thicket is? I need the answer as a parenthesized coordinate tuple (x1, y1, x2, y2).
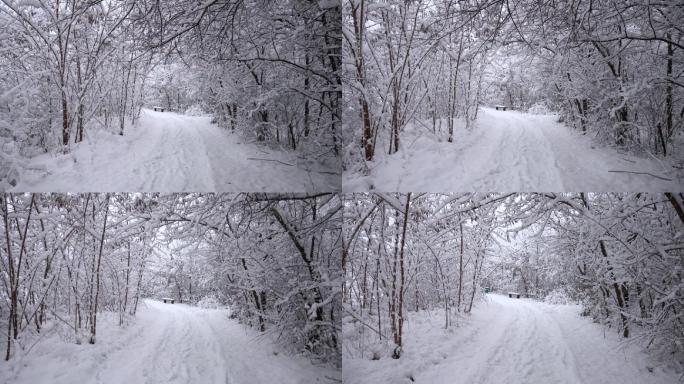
(0, 0, 341, 185)
(0, 193, 342, 366)
(343, 0, 495, 167)
(343, 0, 683, 171)
(343, 193, 683, 369)
(149, 0, 342, 158)
(0, 1, 153, 152)
(343, 193, 503, 359)
(505, 1, 684, 156)
(154, 193, 343, 365)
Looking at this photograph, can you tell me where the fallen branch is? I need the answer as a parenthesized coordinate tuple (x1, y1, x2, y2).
(246, 158, 295, 167)
(608, 170, 672, 181)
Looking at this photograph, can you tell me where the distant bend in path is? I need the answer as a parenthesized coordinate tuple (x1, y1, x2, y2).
(344, 107, 681, 192)
(13, 109, 340, 192)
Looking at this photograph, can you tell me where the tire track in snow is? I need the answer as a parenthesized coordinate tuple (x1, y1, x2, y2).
(134, 113, 216, 191)
(508, 113, 565, 190)
(417, 294, 584, 384)
(452, 118, 511, 191)
(1, 299, 336, 384)
(363, 107, 680, 191)
(15, 109, 339, 192)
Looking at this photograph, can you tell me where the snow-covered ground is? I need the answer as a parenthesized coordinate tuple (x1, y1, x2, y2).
(344, 108, 683, 191)
(0, 299, 339, 384)
(344, 293, 680, 384)
(12, 109, 340, 192)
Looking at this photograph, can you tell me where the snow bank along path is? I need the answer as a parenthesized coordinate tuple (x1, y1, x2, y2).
(351, 108, 681, 191)
(14, 109, 338, 191)
(1, 300, 336, 384)
(418, 294, 676, 384)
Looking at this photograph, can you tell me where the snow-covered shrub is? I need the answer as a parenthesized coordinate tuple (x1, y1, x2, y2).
(342, 313, 392, 360)
(185, 105, 206, 116)
(0, 140, 21, 188)
(544, 288, 574, 305)
(197, 295, 221, 309)
(528, 102, 551, 115)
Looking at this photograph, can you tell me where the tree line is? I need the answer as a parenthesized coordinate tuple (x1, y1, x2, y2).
(343, 0, 682, 172)
(343, 192, 683, 366)
(0, 193, 342, 366)
(0, 0, 342, 184)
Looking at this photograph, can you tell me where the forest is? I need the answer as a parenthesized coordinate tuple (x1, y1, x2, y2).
(343, 0, 683, 179)
(0, 0, 341, 188)
(0, 193, 342, 369)
(343, 192, 683, 382)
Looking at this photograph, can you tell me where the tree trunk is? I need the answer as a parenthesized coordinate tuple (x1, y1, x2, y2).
(466, 250, 480, 313)
(663, 38, 673, 155)
(121, 241, 131, 326)
(3, 194, 35, 360)
(90, 195, 110, 344)
(120, 61, 133, 135)
(393, 193, 411, 359)
(457, 219, 464, 311)
(61, 93, 69, 146)
(665, 193, 684, 225)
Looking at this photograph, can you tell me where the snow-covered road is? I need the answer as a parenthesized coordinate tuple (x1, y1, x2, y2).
(94, 300, 236, 384)
(0, 299, 337, 384)
(14, 109, 339, 191)
(346, 108, 682, 191)
(417, 294, 677, 384)
(418, 294, 583, 383)
(345, 293, 679, 384)
(93, 300, 330, 384)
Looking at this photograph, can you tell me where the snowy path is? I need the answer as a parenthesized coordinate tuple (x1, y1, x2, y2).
(14, 109, 339, 192)
(93, 300, 233, 384)
(346, 108, 682, 191)
(418, 294, 585, 383)
(344, 294, 679, 384)
(0, 300, 337, 384)
(418, 294, 677, 384)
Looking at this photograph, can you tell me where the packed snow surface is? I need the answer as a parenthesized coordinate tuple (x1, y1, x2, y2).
(345, 108, 682, 191)
(344, 293, 679, 384)
(13, 109, 339, 192)
(0, 299, 338, 384)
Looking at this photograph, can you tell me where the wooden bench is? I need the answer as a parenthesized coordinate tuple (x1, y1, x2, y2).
(495, 105, 508, 111)
(162, 297, 175, 304)
(153, 106, 165, 112)
(508, 292, 521, 299)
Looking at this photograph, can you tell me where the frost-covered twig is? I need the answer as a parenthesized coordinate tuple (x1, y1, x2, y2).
(607, 170, 672, 181)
